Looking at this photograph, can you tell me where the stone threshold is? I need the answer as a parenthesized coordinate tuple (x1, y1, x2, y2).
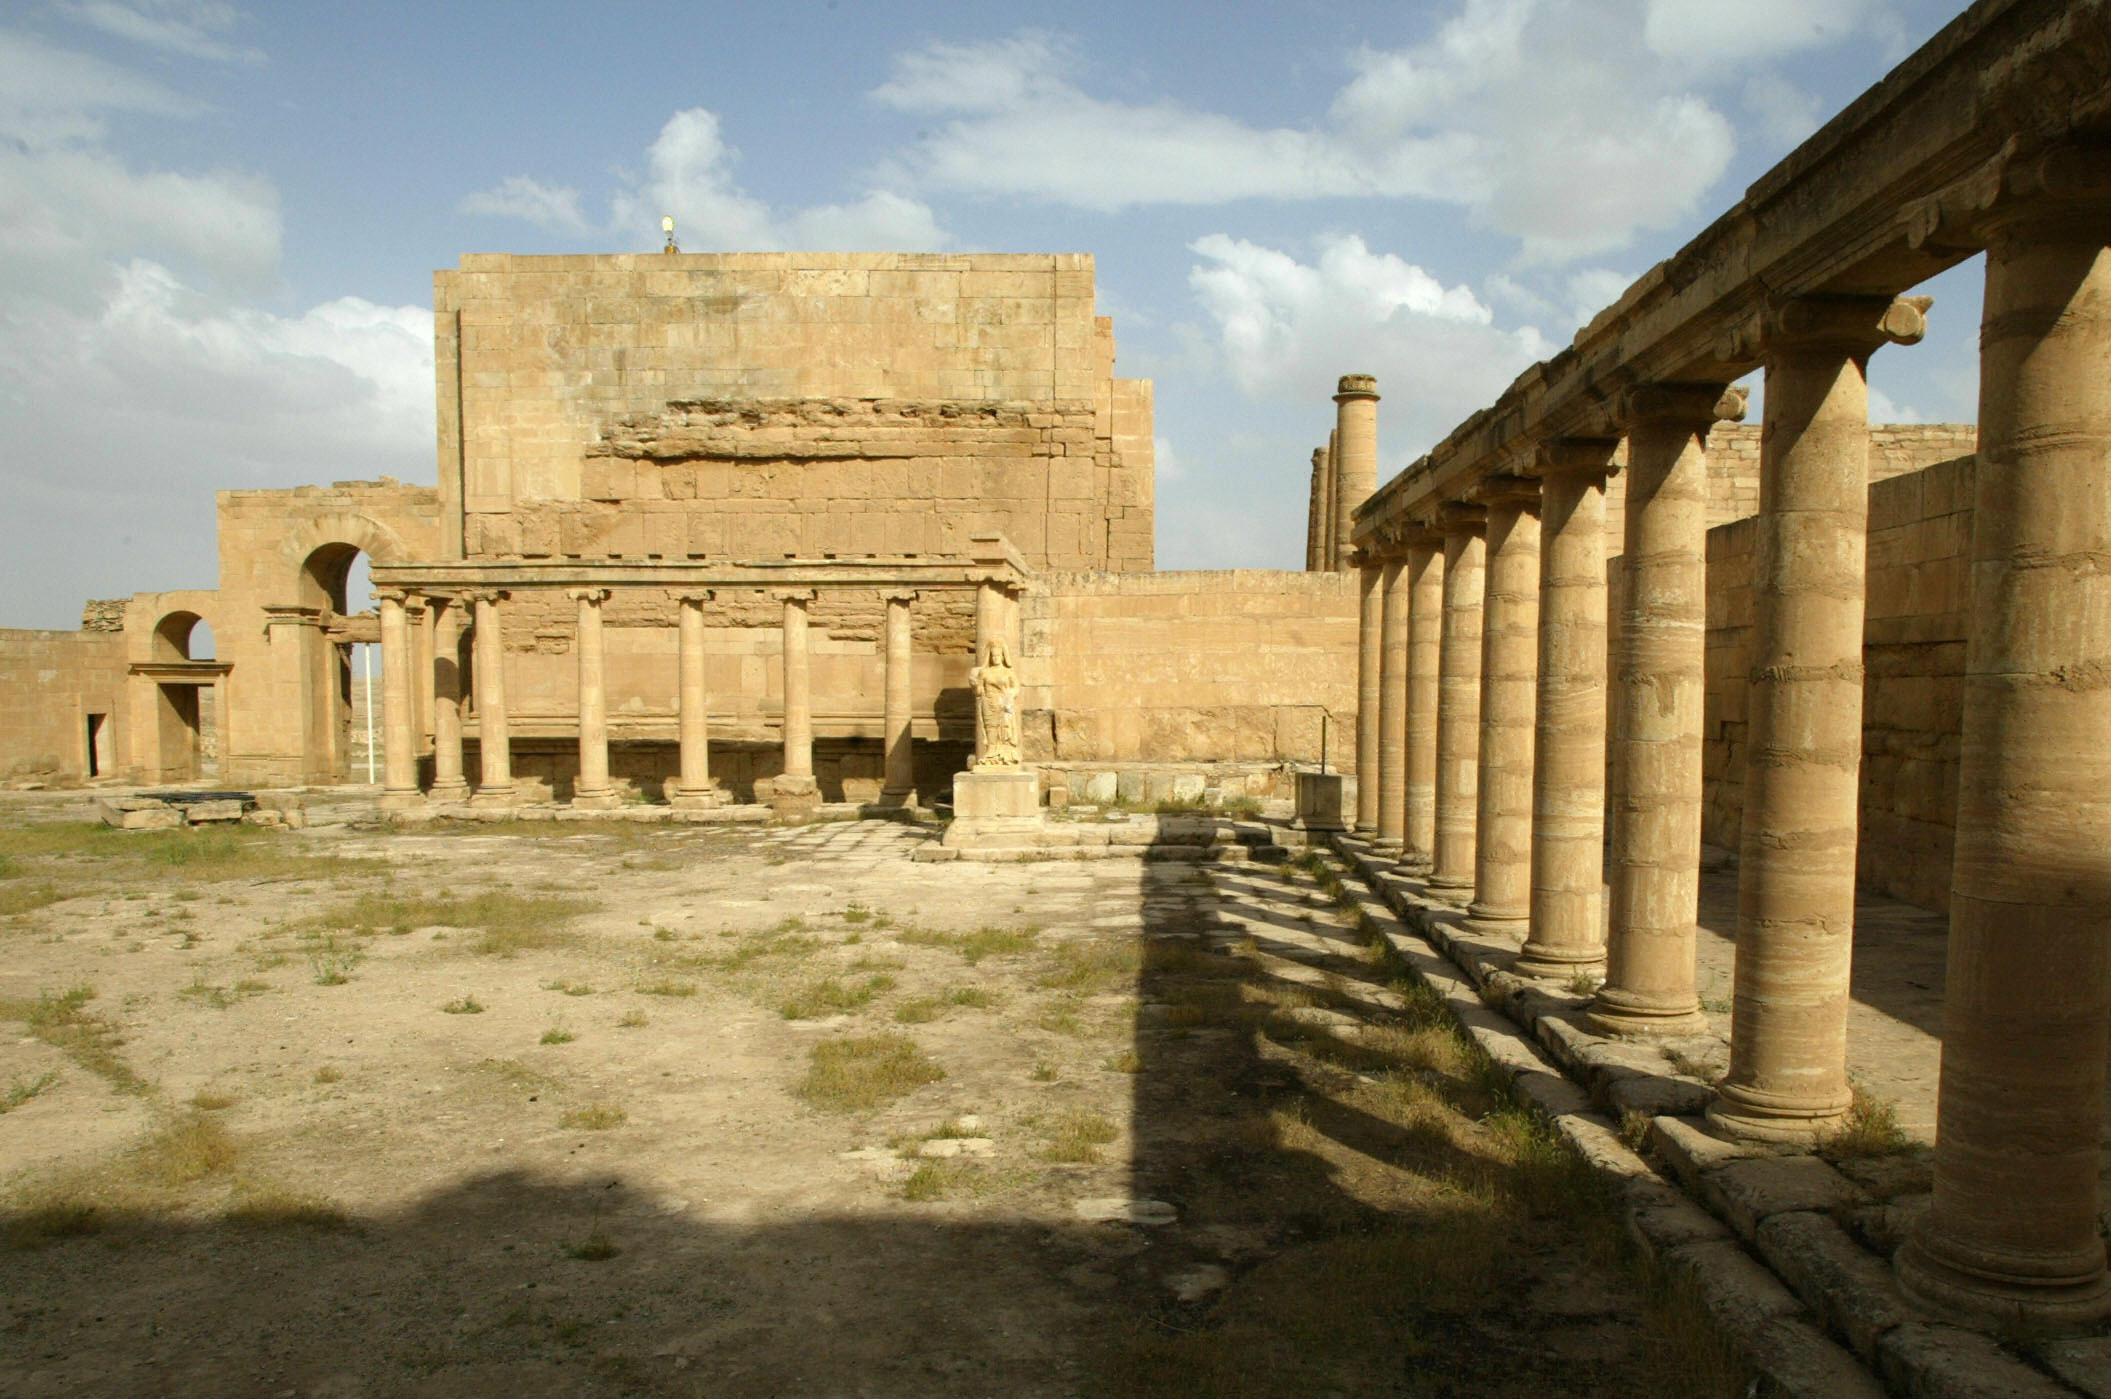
(1325, 833, 2104, 1398)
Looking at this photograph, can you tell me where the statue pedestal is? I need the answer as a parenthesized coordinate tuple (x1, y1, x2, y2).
(943, 768, 1040, 849)
(1292, 772, 1348, 832)
(754, 774, 820, 822)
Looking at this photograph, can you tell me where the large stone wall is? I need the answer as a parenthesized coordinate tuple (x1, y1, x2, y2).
(1699, 450, 1975, 911)
(1019, 570, 1360, 771)
(0, 625, 125, 785)
(436, 253, 1153, 572)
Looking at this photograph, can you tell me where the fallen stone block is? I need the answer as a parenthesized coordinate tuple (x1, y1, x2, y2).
(184, 799, 245, 824)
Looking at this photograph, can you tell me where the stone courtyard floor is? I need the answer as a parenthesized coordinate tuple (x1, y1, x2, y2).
(0, 791, 1748, 1397)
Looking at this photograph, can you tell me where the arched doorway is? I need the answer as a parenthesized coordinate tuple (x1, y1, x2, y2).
(143, 610, 225, 782)
(298, 544, 378, 784)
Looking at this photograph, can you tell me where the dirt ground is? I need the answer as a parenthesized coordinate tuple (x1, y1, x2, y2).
(0, 793, 1744, 1398)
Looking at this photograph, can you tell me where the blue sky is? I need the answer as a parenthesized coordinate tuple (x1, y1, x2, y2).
(0, 0, 1981, 627)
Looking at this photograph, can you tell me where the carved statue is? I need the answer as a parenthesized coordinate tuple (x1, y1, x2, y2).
(970, 639, 1021, 770)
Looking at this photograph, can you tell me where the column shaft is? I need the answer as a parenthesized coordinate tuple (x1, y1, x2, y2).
(1468, 488, 1540, 929)
(1325, 430, 1342, 570)
(1375, 556, 1410, 848)
(1307, 449, 1328, 571)
(1404, 536, 1444, 863)
(1333, 378, 1379, 573)
(1430, 513, 1486, 891)
(470, 593, 513, 802)
(672, 595, 715, 806)
(571, 589, 615, 807)
(883, 593, 916, 799)
(1354, 562, 1383, 832)
(430, 600, 469, 801)
(1591, 387, 1736, 1035)
(378, 592, 420, 808)
(1518, 449, 1614, 976)
(1898, 215, 2111, 1329)
(781, 594, 813, 780)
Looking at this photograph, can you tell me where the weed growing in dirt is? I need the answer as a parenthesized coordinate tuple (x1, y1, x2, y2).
(189, 1090, 235, 1111)
(635, 979, 697, 998)
(778, 974, 895, 1020)
(540, 1027, 575, 1045)
(543, 979, 595, 996)
(795, 1035, 945, 1112)
(1102, 1050, 1142, 1074)
(0, 983, 144, 1094)
(901, 1160, 989, 1202)
(1036, 1109, 1119, 1163)
(441, 996, 485, 1015)
(0, 1071, 58, 1113)
(561, 1103, 626, 1130)
(897, 924, 1039, 964)
(309, 938, 361, 985)
(1036, 938, 1141, 993)
(616, 1009, 649, 1028)
(309, 890, 595, 955)
(1822, 1085, 1913, 1159)
(313, 1066, 343, 1084)
(178, 975, 269, 1009)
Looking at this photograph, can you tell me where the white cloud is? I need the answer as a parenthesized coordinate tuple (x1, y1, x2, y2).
(479, 107, 950, 252)
(1642, 0, 1882, 68)
(1742, 72, 1826, 151)
(877, 3, 1748, 262)
(1153, 435, 1185, 482)
(1188, 233, 1554, 460)
(58, 1, 265, 63)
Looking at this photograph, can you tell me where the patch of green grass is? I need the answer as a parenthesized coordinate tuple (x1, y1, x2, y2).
(309, 937, 361, 986)
(1037, 1108, 1119, 1163)
(779, 974, 896, 1020)
(308, 890, 595, 955)
(0, 983, 144, 1095)
(135, 1112, 238, 1186)
(0, 884, 67, 917)
(1030, 1061, 1060, 1082)
(635, 979, 697, 998)
(0, 1070, 59, 1113)
(794, 1034, 946, 1112)
(616, 1009, 649, 1029)
(894, 985, 1001, 1024)
(841, 904, 872, 924)
(539, 1027, 575, 1045)
(313, 1066, 343, 1085)
(1036, 938, 1142, 993)
(542, 979, 595, 996)
(1102, 1049, 1143, 1074)
(177, 973, 267, 1010)
(897, 923, 1041, 965)
(188, 1090, 235, 1111)
(441, 996, 485, 1015)
(561, 1102, 627, 1131)
(901, 1160, 990, 1202)
(1822, 1086, 1913, 1159)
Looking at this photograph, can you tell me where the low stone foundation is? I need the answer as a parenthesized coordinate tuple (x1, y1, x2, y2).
(918, 811, 1287, 863)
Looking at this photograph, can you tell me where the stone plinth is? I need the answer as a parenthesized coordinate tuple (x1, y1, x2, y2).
(1292, 772, 1348, 832)
(943, 769, 1042, 850)
(753, 773, 820, 822)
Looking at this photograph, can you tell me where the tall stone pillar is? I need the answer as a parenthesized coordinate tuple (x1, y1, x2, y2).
(1307, 448, 1329, 571)
(410, 600, 434, 745)
(1517, 440, 1618, 977)
(882, 591, 918, 803)
(429, 597, 469, 802)
(1466, 479, 1541, 933)
(670, 592, 717, 808)
(1898, 194, 2111, 1330)
(1325, 430, 1342, 570)
(377, 589, 421, 810)
(1429, 505, 1486, 893)
(1333, 377, 1379, 575)
(466, 590, 514, 806)
(569, 588, 618, 810)
(1590, 384, 1744, 1035)
(1403, 529, 1444, 865)
(777, 590, 816, 783)
(1353, 557, 1383, 833)
(1374, 550, 1410, 850)
(1711, 295, 1929, 1143)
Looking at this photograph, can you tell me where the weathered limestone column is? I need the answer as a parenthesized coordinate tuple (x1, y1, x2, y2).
(376, 588, 421, 810)
(1517, 440, 1618, 977)
(1353, 555, 1383, 833)
(669, 592, 717, 808)
(410, 600, 434, 746)
(1306, 448, 1328, 571)
(428, 597, 469, 802)
(777, 589, 816, 782)
(466, 590, 514, 806)
(1898, 191, 2111, 1330)
(1589, 384, 1744, 1035)
(1710, 295, 1930, 1143)
(1466, 479, 1541, 933)
(1403, 528, 1444, 865)
(882, 590, 917, 802)
(1374, 549, 1410, 850)
(1429, 505, 1486, 893)
(569, 587, 618, 810)
(1325, 430, 1342, 570)
(1333, 377, 1378, 575)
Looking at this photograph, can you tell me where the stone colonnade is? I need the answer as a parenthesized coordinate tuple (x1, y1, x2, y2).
(371, 549, 1030, 814)
(1338, 179, 2111, 1330)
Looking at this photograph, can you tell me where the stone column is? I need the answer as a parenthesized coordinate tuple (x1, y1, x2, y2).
(429, 597, 469, 802)
(882, 590, 917, 802)
(1333, 377, 1378, 575)
(376, 589, 421, 809)
(1429, 505, 1486, 893)
(1325, 430, 1342, 570)
(1898, 194, 2111, 1330)
(1374, 550, 1410, 850)
(411, 601, 434, 746)
(1307, 448, 1328, 571)
(1401, 529, 1445, 865)
(466, 590, 514, 806)
(1589, 384, 1744, 1035)
(1467, 479, 1541, 933)
(1517, 440, 1618, 978)
(569, 587, 618, 810)
(777, 589, 816, 783)
(1353, 556, 1384, 833)
(670, 592, 718, 808)
(1710, 296, 1930, 1143)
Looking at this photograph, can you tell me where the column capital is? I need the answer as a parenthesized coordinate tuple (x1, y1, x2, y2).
(1906, 140, 2111, 255)
(771, 587, 817, 605)
(881, 589, 919, 604)
(1346, 548, 1383, 572)
(1333, 373, 1379, 403)
(1436, 501, 1487, 536)
(1615, 381, 1747, 431)
(676, 589, 715, 605)
(1311, 446, 1328, 467)
(1530, 436, 1622, 482)
(566, 587, 611, 605)
(1464, 473, 1541, 511)
(1719, 294, 1932, 362)
(373, 587, 410, 606)
(459, 588, 509, 606)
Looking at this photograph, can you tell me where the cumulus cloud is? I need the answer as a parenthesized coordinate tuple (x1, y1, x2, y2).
(0, 28, 431, 625)
(1641, 0, 1891, 69)
(1187, 233, 1554, 459)
(470, 107, 949, 252)
(878, 3, 1748, 262)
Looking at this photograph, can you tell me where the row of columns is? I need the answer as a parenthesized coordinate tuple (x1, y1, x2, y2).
(1308, 376, 1378, 572)
(1347, 207, 2111, 1325)
(375, 586, 938, 811)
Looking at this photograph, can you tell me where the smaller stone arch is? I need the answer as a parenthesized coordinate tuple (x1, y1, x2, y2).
(277, 513, 416, 609)
(151, 609, 208, 662)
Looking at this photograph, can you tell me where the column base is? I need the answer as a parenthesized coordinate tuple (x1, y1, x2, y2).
(468, 786, 517, 809)
(1372, 836, 1404, 854)
(1425, 871, 1474, 902)
(755, 774, 820, 821)
(1512, 943, 1606, 981)
(1704, 1090, 1848, 1146)
(379, 788, 425, 812)
(1463, 905, 1528, 937)
(1585, 990, 1708, 1039)
(1897, 1232, 2111, 1335)
(570, 790, 623, 811)
(428, 779, 470, 803)
(667, 786, 723, 810)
